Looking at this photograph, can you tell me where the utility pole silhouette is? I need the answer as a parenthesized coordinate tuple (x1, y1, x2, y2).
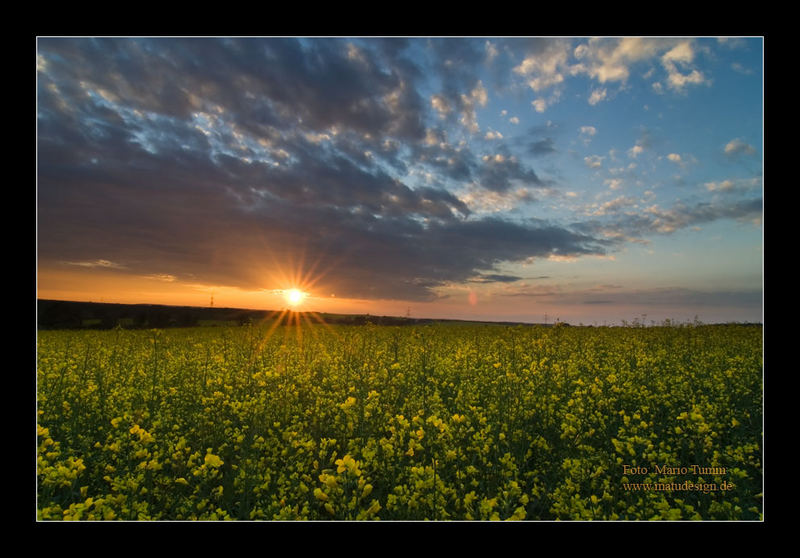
(210, 291, 214, 308)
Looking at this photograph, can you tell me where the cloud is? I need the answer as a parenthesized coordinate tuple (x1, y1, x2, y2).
(64, 259, 127, 269)
(578, 125, 597, 146)
(143, 273, 178, 282)
(572, 37, 666, 84)
(705, 179, 735, 192)
(724, 138, 757, 157)
(659, 41, 711, 92)
(587, 196, 636, 216)
(588, 88, 607, 105)
(457, 184, 537, 214)
(664, 67, 708, 91)
(476, 150, 543, 193)
(624, 128, 659, 160)
(485, 40, 499, 63)
(519, 122, 559, 157)
(576, 198, 762, 239)
(431, 94, 452, 118)
(584, 155, 604, 169)
(459, 81, 489, 133)
(501, 284, 761, 310)
(470, 80, 489, 107)
(704, 177, 762, 194)
(572, 38, 712, 95)
(425, 40, 493, 135)
(528, 138, 557, 157)
(38, 37, 428, 148)
(513, 39, 572, 92)
(467, 274, 523, 283)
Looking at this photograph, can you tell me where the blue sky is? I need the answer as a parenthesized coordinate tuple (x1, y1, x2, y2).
(36, 37, 763, 324)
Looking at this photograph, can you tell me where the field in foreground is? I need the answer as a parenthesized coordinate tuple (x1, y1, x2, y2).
(36, 322, 763, 520)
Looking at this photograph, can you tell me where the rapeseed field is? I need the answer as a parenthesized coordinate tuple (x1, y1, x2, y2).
(36, 322, 762, 520)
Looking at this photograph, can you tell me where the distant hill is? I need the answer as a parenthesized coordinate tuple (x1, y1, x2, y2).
(36, 299, 556, 330)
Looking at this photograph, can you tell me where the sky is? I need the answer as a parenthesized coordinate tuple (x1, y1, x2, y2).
(36, 37, 763, 324)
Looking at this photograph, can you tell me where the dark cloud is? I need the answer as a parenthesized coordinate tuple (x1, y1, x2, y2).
(528, 138, 557, 156)
(426, 38, 486, 97)
(468, 274, 524, 283)
(38, 132, 610, 301)
(37, 38, 610, 302)
(411, 134, 476, 183)
(423, 38, 498, 132)
(38, 38, 427, 143)
(410, 136, 545, 193)
(477, 150, 542, 192)
(508, 121, 561, 158)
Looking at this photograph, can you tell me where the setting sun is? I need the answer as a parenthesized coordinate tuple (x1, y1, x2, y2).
(284, 288, 308, 307)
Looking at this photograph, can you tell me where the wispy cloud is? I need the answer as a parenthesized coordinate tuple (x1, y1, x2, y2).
(64, 259, 126, 269)
(576, 198, 762, 239)
(497, 282, 761, 310)
(584, 155, 604, 168)
(588, 88, 607, 105)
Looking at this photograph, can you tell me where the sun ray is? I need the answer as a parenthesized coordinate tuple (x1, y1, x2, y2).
(307, 310, 342, 342)
(244, 308, 291, 369)
(292, 310, 304, 347)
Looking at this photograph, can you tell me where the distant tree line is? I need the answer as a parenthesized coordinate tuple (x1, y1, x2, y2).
(36, 300, 438, 330)
(37, 300, 267, 330)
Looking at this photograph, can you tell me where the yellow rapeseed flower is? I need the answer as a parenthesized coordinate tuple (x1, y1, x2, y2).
(204, 453, 224, 468)
(314, 488, 328, 501)
(335, 454, 361, 475)
(367, 500, 381, 516)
